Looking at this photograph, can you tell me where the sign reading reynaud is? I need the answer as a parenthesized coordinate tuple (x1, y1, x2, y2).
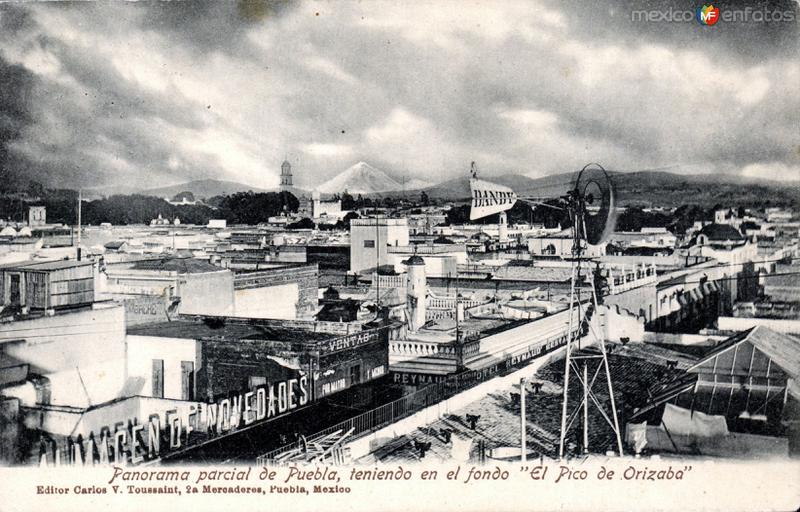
(42, 376, 310, 467)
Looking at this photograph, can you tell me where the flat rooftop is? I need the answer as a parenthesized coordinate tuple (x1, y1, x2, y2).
(128, 319, 333, 342)
(0, 259, 93, 271)
(358, 342, 698, 463)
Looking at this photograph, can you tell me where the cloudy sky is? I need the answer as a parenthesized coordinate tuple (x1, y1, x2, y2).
(0, 0, 798, 191)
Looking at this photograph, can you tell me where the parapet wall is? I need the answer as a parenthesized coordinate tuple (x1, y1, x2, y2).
(345, 347, 566, 460)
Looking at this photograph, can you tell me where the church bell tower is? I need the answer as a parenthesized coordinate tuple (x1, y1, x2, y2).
(280, 159, 293, 191)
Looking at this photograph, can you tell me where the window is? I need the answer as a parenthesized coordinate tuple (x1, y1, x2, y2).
(248, 376, 266, 389)
(349, 364, 361, 385)
(9, 274, 21, 306)
(34, 380, 51, 405)
(181, 361, 195, 401)
(152, 359, 164, 398)
(363, 240, 375, 248)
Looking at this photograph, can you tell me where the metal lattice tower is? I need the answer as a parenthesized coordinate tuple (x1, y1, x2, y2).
(557, 168, 624, 459)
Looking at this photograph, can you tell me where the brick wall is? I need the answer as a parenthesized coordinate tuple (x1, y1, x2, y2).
(234, 264, 318, 317)
(197, 338, 312, 402)
(196, 327, 390, 403)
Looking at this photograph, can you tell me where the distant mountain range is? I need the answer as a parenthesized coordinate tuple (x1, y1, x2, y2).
(85, 162, 431, 199)
(82, 163, 799, 208)
(85, 179, 292, 200)
(137, 179, 272, 199)
(418, 169, 800, 207)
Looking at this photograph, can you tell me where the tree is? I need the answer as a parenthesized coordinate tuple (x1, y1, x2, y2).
(286, 217, 315, 230)
(670, 204, 709, 235)
(616, 207, 670, 232)
(215, 191, 299, 224)
(445, 204, 470, 225)
(337, 211, 360, 230)
(26, 181, 45, 199)
(420, 190, 430, 206)
(341, 192, 355, 210)
(171, 191, 195, 202)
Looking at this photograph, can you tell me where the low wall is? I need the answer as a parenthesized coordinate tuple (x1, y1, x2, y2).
(718, 316, 800, 335)
(602, 304, 645, 343)
(345, 346, 566, 460)
(642, 331, 724, 346)
(639, 425, 788, 459)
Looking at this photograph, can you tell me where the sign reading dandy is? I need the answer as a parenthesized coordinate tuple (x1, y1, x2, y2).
(40, 376, 310, 466)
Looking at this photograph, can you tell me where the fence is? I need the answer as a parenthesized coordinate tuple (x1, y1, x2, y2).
(255, 329, 571, 465)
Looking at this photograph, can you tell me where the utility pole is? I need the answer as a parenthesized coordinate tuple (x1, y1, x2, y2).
(455, 272, 460, 343)
(375, 214, 380, 310)
(520, 377, 527, 462)
(583, 363, 588, 453)
(76, 188, 82, 261)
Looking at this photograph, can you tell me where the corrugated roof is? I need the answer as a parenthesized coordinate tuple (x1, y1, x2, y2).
(0, 259, 93, 271)
(630, 328, 800, 427)
(688, 326, 800, 381)
(746, 326, 800, 380)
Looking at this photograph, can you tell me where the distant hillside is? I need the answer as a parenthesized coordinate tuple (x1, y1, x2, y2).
(138, 179, 271, 199)
(419, 170, 800, 208)
(403, 178, 435, 190)
(422, 173, 547, 199)
(609, 171, 800, 208)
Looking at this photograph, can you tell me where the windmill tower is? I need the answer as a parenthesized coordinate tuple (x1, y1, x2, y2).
(467, 163, 623, 459)
(555, 164, 623, 458)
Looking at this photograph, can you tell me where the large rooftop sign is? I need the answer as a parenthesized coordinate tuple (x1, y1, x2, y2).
(38, 376, 310, 467)
(469, 178, 517, 220)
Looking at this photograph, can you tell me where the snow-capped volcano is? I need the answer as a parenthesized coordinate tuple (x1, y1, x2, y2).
(317, 162, 402, 194)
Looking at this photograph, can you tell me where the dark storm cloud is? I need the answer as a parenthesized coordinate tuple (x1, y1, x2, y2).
(41, 34, 207, 131)
(550, 0, 799, 62)
(3, 37, 222, 187)
(137, 0, 297, 55)
(0, 53, 37, 187)
(0, 0, 797, 190)
(0, 2, 243, 189)
(0, 3, 34, 36)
